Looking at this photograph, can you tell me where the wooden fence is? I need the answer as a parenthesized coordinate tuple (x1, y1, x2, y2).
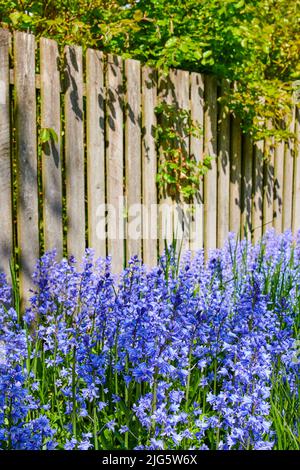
(0, 29, 299, 303)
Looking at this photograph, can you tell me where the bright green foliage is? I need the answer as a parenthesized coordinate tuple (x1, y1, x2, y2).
(40, 127, 58, 144)
(1, 0, 299, 139)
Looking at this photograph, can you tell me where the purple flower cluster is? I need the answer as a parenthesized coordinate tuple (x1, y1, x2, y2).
(0, 230, 299, 450)
(0, 275, 56, 449)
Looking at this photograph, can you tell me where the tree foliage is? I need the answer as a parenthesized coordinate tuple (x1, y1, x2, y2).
(1, 0, 299, 139)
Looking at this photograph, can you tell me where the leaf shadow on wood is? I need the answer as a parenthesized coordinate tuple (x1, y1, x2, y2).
(158, 71, 190, 237)
(106, 56, 124, 141)
(63, 46, 83, 122)
(141, 68, 157, 165)
(240, 140, 281, 238)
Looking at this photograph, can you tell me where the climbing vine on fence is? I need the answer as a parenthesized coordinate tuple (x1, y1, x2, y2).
(155, 103, 212, 199)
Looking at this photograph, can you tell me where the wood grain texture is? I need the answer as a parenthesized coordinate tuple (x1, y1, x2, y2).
(64, 44, 85, 262)
(230, 116, 242, 236)
(125, 59, 142, 262)
(14, 31, 39, 304)
(282, 111, 295, 231)
(106, 54, 124, 272)
(40, 37, 63, 258)
(0, 29, 13, 279)
(86, 49, 106, 259)
(204, 75, 218, 251)
(142, 66, 157, 267)
(241, 135, 253, 239)
(293, 107, 300, 233)
(217, 79, 230, 247)
(190, 72, 204, 253)
(273, 140, 285, 232)
(252, 140, 264, 243)
(158, 70, 174, 255)
(263, 131, 275, 233)
(170, 69, 190, 254)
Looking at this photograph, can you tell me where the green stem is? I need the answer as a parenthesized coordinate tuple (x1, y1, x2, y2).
(72, 346, 77, 438)
(53, 341, 64, 429)
(93, 404, 99, 450)
(185, 347, 193, 412)
(124, 355, 129, 449)
(150, 368, 159, 435)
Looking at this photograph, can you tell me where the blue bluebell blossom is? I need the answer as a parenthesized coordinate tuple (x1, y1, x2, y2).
(0, 230, 299, 449)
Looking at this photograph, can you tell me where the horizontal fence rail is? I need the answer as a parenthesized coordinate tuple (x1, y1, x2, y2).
(0, 29, 299, 305)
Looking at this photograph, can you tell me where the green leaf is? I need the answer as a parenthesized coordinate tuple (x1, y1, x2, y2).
(133, 10, 143, 21)
(165, 37, 178, 48)
(202, 50, 212, 59)
(40, 127, 58, 144)
(9, 11, 22, 25)
(21, 13, 33, 26)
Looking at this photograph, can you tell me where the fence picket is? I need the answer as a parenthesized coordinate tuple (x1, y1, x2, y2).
(241, 135, 253, 239)
(263, 132, 275, 233)
(158, 71, 174, 255)
(86, 49, 106, 259)
(217, 79, 230, 247)
(125, 59, 142, 262)
(230, 116, 242, 236)
(142, 66, 157, 267)
(204, 75, 218, 251)
(40, 37, 63, 258)
(0, 30, 13, 279)
(64, 45, 85, 262)
(252, 140, 264, 243)
(190, 72, 204, 253)
(14, 31, 39, 305)
(282, 111, 295, 231)
(273, 140, 285, 232)
(170, 69, 190, 254)
(106, 54, 124, 272)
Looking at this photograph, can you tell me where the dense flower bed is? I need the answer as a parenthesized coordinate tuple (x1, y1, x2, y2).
(0, 230, 299, 450)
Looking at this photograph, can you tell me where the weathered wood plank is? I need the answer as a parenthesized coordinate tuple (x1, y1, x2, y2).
(252, 140, 264, 243)
(170, 69, 190, 255)
(282, 110, 295, 231)
(241, 135, 253, 239)
(293, 107, 300, 232)
(230, 115, 242, 236)
(263, 130, 275, 233)
(40, 37, 63, 258)
(190, 72, 204, 253)
(86, 49, 106, 259)
(142, 66, 157, 267)
(125, 59, 142, 262)
(158, 70, 174, 255)
(64, 44, 85, 262)
(0, 29, 13, 279)
(273, 140, 285, 232)
(217, 79, 230, 247)
(204, 75, 218, 251)
(14, 31, 39, 303)
(106, 54, 124, 272)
